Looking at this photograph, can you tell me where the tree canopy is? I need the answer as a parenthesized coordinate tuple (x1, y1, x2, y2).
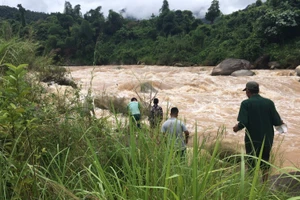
(205, 0, 221, 24)
(0, 0, 299, 68)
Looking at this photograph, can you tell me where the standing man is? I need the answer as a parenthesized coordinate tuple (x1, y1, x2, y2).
(161, 107, 190, 157)
(233, 81, 284, 182)
(127, 97, 141, 128)
(149, 98, 163, 129)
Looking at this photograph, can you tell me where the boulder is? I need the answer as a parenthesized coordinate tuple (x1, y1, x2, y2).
(231, 69, 255, 77)
(56, 77, 77, 88)
(254, 55, 270, 69)
(295, 65, 300, 76)
(268, 61, 281, 69)
(174, 63, 183, 67)
(211, 58, 252, 76)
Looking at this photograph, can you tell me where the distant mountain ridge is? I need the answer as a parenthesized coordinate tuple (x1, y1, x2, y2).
(0, 5, 49, 23)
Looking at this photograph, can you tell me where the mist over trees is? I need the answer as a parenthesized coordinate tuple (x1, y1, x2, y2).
(0, 0, 299, 68)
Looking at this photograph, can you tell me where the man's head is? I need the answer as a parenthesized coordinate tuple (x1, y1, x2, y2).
(153, 98, 159, 104)
(170, 107, 179, 117)
(131, 97, 137, 102)
(243, 81, 259, 97)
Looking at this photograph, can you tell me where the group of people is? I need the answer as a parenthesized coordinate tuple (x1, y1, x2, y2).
(127, 97, 164, 129)
(127, 97, 190, 158)
(127, 81, 285, 183)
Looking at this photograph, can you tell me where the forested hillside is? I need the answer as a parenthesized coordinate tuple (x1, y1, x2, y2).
(0, 5, 48, 23)
(0, 0, 299, 68)
(1, 2, 300, 199)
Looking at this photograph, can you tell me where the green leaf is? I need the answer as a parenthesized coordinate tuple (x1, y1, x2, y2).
(9, 103, 17, 109)
(9, 75, 17, 81)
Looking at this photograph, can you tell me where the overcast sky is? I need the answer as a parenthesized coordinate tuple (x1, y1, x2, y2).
(1, 0, 265, 19)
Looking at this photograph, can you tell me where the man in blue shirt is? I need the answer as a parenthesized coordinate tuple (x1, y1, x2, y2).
(161, 107, 190, 157)
(127, 97, 141, 128)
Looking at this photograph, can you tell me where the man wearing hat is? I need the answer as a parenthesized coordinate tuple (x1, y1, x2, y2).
(233, 81, 284, 182)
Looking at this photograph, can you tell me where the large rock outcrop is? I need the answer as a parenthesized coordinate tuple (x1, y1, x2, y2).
(268, 61, 281, 69)
(211, 58, 252, 76)
(254, 55, 270, 69)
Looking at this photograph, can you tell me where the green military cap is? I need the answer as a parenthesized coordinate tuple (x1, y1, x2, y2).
(243, 81, 259, 91)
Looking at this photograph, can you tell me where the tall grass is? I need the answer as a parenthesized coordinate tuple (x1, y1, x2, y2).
(20, 118, 300, 199)
(0, 43, 299, 198)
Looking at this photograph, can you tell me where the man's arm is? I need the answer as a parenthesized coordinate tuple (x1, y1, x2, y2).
(233, 101, 248, 132)
(161, 122, 166, 133)
(270, 101, 283, 126)
(233, 124, 241, 132)
(181, 122, 189, 144)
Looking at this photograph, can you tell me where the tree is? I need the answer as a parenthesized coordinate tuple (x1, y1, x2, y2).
(174, 10, 198, 33)
(159, 0, 170, 14)
(73, 4, 82, 18)
(84, 6, 105, 41)
(157, 0, 176, 35)
(287, 0, 300, 7)
(17, 4, 26, 27)
(79, 20, 93, 41)
(205, 0, 221, 24)
(256, 0, 263, 6)
(267, 0, 281, 7)
(104, 10, 124, 35)
(64, 1, 73, 15)
(257, 9, 300, 43)
(0, 21, 13, 40)
(57, 13, 74, 36)
(162, 12, 178, 36)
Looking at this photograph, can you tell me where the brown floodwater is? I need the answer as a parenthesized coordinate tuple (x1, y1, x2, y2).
(66, 65, 300, 169)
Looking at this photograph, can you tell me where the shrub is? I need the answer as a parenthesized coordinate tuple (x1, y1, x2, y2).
(38, 65, 69, 84)
(94, 94, 128, 115)
(139, 56, 156, 65)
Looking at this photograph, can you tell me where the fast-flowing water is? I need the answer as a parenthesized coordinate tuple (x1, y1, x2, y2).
(67, 65, 300, 168)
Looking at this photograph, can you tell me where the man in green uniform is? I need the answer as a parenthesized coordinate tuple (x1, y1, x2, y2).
(233, 81, 284, 182)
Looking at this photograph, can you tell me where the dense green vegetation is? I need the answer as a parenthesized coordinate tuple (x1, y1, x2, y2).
(0, 64, 299, 199)
(1, 5, 300, 198)
(0, 5, 48, 24)
(0, 59, 299, 199)
(1, 0, 299, 68)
